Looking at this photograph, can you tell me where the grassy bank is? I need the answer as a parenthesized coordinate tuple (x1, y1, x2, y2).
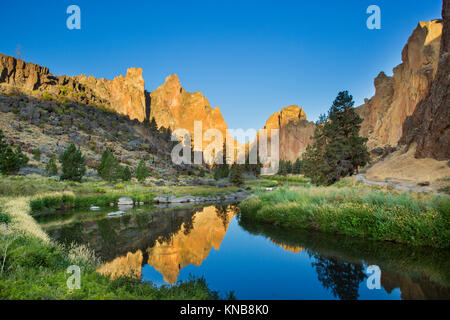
(239, 180, 450, 248)
(0, 196, 219, 299)
(260, 175, 310, 184)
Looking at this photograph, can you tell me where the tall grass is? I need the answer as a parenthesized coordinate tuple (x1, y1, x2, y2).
(239, 185, 450, 248)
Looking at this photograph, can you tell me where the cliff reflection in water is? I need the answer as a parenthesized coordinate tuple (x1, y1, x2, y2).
(97, 204, 238, 283)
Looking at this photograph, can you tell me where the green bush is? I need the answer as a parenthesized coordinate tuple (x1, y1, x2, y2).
(45, 154, 58, 176)
(135, 160, 149, 183)
(60, 144, 86, 182)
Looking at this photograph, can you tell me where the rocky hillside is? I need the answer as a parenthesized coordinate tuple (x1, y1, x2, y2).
(400, 1, 450, 160)
(356, 19, 443, 151)
(0, 93, 182, 178)
(0, 53, 234, 155)
(0, 54, 147, 122)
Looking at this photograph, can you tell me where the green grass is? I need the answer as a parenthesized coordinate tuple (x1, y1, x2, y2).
(0, 233, 217, 300)
(261, 175, 310, 184)
(239, 184, 450, 248)
(0, 195, 219, 300)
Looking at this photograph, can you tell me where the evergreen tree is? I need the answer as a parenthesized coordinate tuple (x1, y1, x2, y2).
(303, 91, 369, 185)
(121, 166, 132, 181)
(293, 158, 303, 174)
(149, 117, 158, 131)
(136, 160, 150, 182)
(230, 164, 244, 186)
(45, 154, 58, 176)
(213, 143, 230, 180)
(0, 129, 6, 155)
(0, 146, 29, 175)
(59, 144, 86, 182)
(0, 129, 29, 175)
(97, 148, 122, 182)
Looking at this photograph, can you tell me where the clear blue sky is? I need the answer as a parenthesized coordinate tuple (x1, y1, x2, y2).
(0, 0, 443, 132)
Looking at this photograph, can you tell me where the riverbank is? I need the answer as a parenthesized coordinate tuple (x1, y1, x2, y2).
(0, 174, 261, 299)
(239, 178, 450, 248)
(0, 194, 222, 299)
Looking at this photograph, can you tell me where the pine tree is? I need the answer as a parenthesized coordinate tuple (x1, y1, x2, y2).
(45, 154, 58, 176)
(121, 166, 132, 181)
(136, 160, 149, 182)
(149, 117, 158, 131)
(97, 149, 122, 182)
(213, 143, 230, 180)
(293, 158, 303, 174)
(230, 164, 244, 186)
(0, 129, 6, 155)
(59, 144, 86, 182)
(0, 146, 29, 175)
(303, 91, 370, 185)
(0, 129, 29, 175)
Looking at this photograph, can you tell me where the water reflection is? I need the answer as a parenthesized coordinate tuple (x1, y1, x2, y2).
(38, 203, 450, 299)
(238, 217, 450, 300)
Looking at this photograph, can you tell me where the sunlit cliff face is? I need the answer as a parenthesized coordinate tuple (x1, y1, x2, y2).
(97, 205, 239, 284)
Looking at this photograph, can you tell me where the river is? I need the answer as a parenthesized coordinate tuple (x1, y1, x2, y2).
(35, 202, 450, 300)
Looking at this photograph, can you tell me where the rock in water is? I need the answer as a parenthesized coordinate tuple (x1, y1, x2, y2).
(118, 197, 133, 206)
(107, 211, 125, 217)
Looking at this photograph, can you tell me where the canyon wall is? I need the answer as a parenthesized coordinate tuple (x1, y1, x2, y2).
(356, 19, 443, 151)
(400, 1, 450, 160)
(0, 53, 146, 121)
(261, 105, 315, 162)
(149, 74, 230, 144)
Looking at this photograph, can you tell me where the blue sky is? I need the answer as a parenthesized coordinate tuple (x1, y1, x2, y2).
(0, 0, 443, 132)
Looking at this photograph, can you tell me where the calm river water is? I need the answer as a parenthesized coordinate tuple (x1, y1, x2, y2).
(36, 203, 450, 300)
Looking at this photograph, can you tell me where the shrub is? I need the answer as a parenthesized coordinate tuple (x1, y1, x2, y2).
(135, 160, 149, 183)
(45, 154, 58, 176)
(33, 149, 41, 161)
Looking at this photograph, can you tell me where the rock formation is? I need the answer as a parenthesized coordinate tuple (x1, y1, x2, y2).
(146, 205, 237, 284)
(0, 53, 146, 121)
(149, 74, 230, 146)
(400, 1, 450, 160)
(261, 105, 315, 161)
(356, 19, 443, 151)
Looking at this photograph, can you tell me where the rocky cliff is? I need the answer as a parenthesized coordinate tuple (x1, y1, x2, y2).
(0, 53, 147, 121)
(149, 74, 230, 146)
(356, 19, 443, 151)
(261, 105, 315, 161)
(400, 1, 450, 160)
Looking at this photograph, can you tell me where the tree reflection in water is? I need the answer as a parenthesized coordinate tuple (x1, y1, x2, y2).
(310, 254, 366, 300)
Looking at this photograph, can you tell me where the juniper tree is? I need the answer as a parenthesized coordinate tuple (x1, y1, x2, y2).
(0, 129, 28, 175)
(136, 160, 150, 182)
(45, 154, 58, 176)
(59, 144, 86, 182)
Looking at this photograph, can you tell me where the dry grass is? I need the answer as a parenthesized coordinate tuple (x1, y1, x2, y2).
(0, 191, 75, 242)
(365, 144, 450, 191)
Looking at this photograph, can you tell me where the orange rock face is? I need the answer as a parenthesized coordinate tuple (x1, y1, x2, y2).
(356, 20, 443, 150)
(73, 68, 147, 122)
(149, 74, 229, 146)
(262, 105, 315, 161)
(146, 205, 237, 284)
(401, 2, 450, 161)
